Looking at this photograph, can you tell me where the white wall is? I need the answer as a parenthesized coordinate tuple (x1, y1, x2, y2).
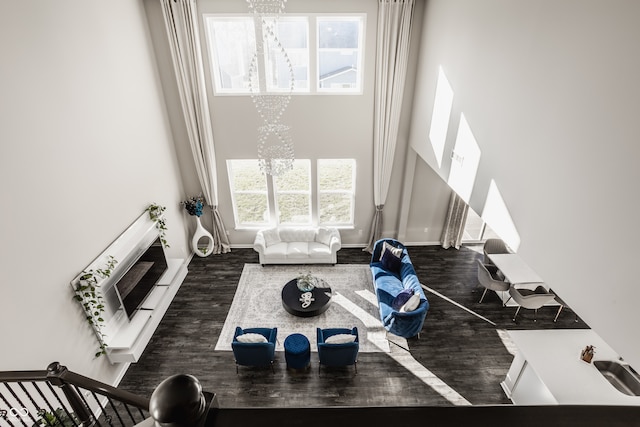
(0, 1, 190, 384)
(408, 0, 640, 368)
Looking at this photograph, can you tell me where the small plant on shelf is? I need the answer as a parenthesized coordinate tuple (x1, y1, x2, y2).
(73, 256, 118, 357)
(146, 203, 170, 248)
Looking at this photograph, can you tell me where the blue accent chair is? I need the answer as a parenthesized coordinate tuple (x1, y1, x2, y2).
(316, 327, 359, 374)
(231, 327, 277, 373)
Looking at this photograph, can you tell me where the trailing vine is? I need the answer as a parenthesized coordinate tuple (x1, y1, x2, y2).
(146, 203, 170, 248)
(74, 255, 118, 357)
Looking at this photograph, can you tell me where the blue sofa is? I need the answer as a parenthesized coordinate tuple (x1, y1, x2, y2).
(369, 239, 429, 338)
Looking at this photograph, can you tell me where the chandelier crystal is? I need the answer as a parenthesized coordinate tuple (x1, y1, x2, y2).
(247, 0, 295, 176)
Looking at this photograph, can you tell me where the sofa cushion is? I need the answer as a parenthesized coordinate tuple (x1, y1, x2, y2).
(315, 227, 333, 246)
(262, 228, 281, 247)
(264, 242, 288, 257)
(392, 288, 414, 310)
(325, 334, 357, 344)
(287, 242, 309, 258)
(308, 242, 331, 258)
(400, 293, 421, 313)
(236, 333, 268, 343)
(381, 249, 402, 273)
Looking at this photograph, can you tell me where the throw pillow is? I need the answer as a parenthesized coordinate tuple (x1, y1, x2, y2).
(236, 333, 268, 343)
(379, 241, 403, 261)
(315, 227, 333, 246)
(400, 293, 421, 313)
(381, 249, 402, 273)
(325, 334, 357, 344)
(261, 228, 281, 247)
(391, 289, 415, 310)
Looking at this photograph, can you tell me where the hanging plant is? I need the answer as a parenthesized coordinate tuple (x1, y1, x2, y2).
(73, 255, 118, 357)
(146, 203, 170, 248)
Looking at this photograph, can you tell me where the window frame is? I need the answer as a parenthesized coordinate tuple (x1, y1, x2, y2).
(203, 13, 365, 96)
(273, 159, 313, 226)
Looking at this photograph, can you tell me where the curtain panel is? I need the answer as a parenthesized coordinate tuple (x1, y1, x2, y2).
(364, 0, 415, 252)
(160, 0, 230, 254)
(440, 191, 469, 250)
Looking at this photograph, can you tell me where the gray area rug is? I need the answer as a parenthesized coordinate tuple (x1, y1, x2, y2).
(215, 264, 390, 353)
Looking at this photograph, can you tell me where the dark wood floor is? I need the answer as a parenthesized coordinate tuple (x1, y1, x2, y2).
(118, 245, 588, 408)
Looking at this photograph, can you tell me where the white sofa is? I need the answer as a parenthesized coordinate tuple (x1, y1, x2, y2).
(253, 227, 342, 265)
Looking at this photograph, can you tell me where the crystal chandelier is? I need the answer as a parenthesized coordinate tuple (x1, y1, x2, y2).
(247, 0, 295, 176)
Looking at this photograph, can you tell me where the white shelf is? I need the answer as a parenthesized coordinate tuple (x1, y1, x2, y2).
(106, 260, 188, 364)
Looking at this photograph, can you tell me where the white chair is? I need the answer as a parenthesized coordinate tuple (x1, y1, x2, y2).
(483, 238, 510, 265)
(476, 259, 510, 304)
(508, 286, 557, 322)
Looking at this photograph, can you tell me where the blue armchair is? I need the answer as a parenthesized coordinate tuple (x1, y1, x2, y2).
(316, 327, 359, 374)
(231, 327, 277, 373)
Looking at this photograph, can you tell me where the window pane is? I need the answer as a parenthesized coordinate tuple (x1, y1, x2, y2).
(318, 159, 355, 225)
(228, 160, 269, 226)
(318, 159, 354, 191)
(235, 193, 269, 224)
(318, 19, 360, 49)
(230, 160, 265, 191)
(274, 160, 311, 224)
(277, 194, 310, 224)
(317, 17, 363, 92)
(319, 193, 352, 224)
(274, 160, 310, 191)
(265, 18, 309, 91)
(205, 17, 256, 92)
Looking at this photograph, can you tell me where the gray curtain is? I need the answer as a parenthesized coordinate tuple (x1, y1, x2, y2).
(441, 191, 469, 250)
(160, 0, 230, 254)
(364, 0, 415, 253)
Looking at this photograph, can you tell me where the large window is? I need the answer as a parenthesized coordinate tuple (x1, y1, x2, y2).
(227, 159, 356, 228)
(204, 14, 364, 94)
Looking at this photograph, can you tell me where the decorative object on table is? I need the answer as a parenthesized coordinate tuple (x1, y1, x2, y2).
(581, 345, 595, 363)
(73, 256, 118, 357)
(299, 291, 315, 308)
(296, 272, 317, 292)
(146, 203, 170, 248)
(247, 0, 295, 176)
(181, 195, 214, 257)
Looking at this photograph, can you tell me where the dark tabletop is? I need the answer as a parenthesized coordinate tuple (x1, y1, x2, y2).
(281, 278, 332, 317)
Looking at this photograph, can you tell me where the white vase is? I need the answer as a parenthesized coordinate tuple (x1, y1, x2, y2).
(191, 216, 214, 257)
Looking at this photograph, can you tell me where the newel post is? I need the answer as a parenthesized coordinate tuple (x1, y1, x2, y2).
(149, 374, 216, 427)
(46, 362, 94, 426)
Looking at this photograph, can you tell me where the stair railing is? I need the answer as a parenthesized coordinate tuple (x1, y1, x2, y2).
(0, 362, 149, 427)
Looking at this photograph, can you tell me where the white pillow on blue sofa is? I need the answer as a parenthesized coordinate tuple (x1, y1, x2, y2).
(400, 293, 421, 313)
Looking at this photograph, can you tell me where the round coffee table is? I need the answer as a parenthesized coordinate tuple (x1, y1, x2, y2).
(281, 278, 332, 317)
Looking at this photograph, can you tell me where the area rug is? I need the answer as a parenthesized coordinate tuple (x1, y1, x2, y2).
(215, 264, 390, 353)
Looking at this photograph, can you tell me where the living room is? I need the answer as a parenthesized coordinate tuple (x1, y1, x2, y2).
(2, 0, 640, 415)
